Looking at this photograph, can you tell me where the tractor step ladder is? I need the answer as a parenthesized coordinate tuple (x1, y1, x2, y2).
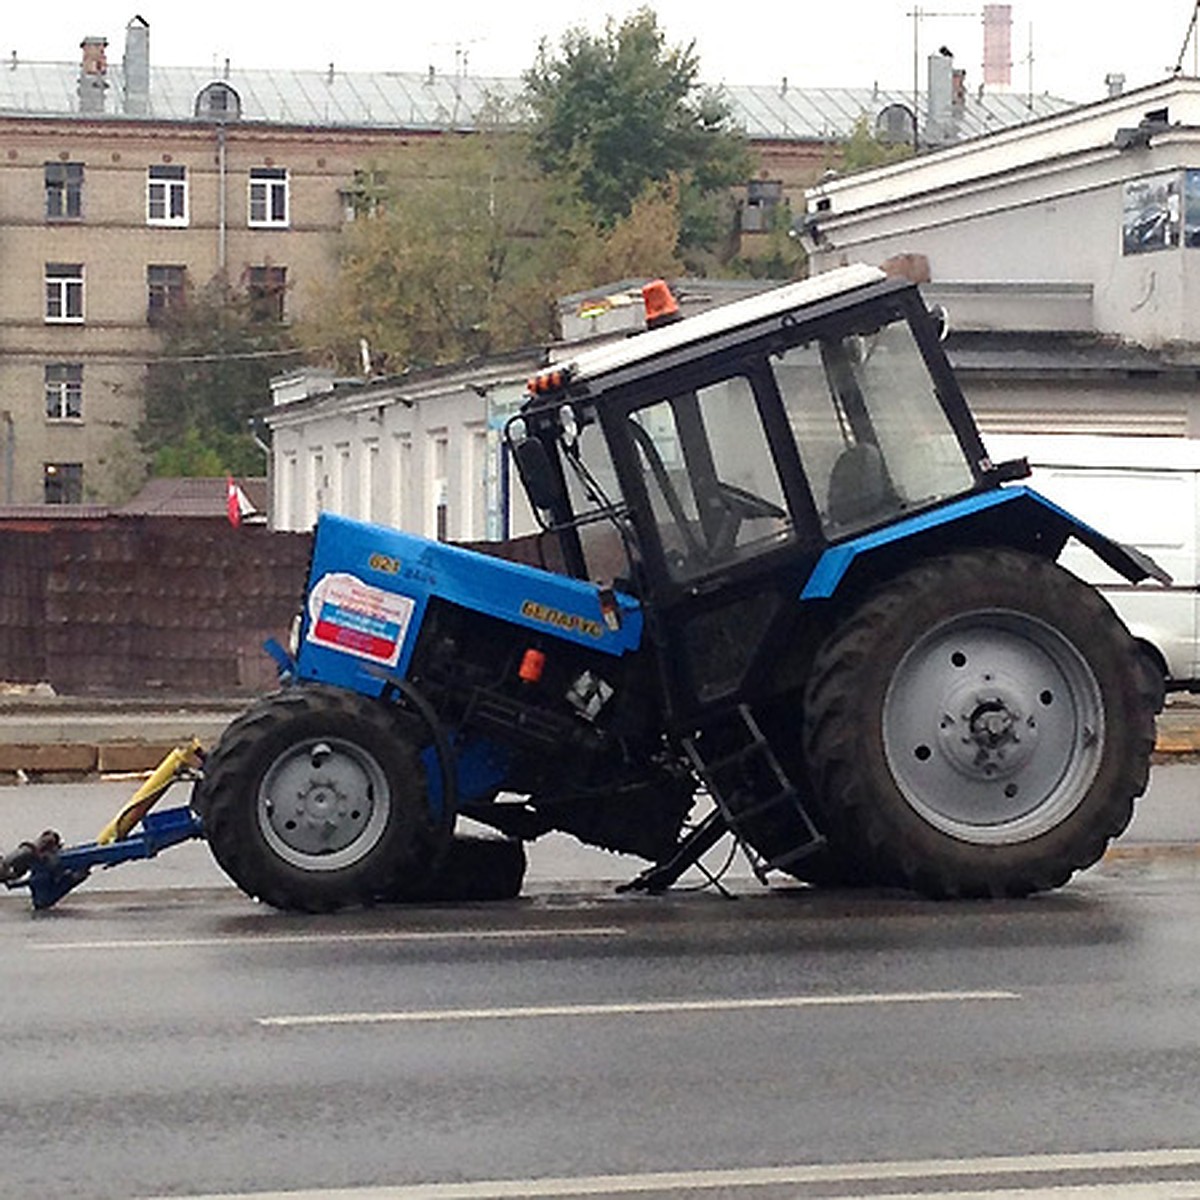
(682, 704, 825, 884)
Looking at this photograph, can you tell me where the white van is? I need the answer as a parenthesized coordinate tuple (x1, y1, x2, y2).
(986, 433, 1200, 694)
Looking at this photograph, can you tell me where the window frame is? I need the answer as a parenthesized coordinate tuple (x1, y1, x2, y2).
(247, 265, 287, 322)
(146, 264, 188, 325)
(45, 363, 84, 421)
(44, 462, 84, 505)
(249, 167, 289, 228)
(45, 162, 84, 222)
(45, 263, 84, 324)
(741, 179, 784, 233)
(147, 164, 189, 226)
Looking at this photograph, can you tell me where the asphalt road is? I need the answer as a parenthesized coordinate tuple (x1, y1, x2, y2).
(5, 871, 1200, 1198)
(2, 770, 1200, 1199)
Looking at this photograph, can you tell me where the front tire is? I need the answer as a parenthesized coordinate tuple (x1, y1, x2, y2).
(803, 549, 1156, 898)
(194, 686, 447, 912)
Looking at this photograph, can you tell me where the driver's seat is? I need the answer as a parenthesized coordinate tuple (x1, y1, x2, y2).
(827, 442, 889, 529)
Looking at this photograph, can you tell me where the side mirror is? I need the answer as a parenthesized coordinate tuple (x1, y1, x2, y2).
(513, 436, 565, 513)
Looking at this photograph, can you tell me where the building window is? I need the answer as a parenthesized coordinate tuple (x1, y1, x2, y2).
(428, 430, 449, 541)
(44, 462, 83, 505)
(741, 180, 784, 233)
(194, 81, 242, 121)
(147, 165, 188, 225)
(249, 167, 289, 227)
(45, 263, 84, 323)
(247, 265, 287, 321)
(45, 162, 84, 221)
(147, 265, 187, 325)
(45, 364, 83, 420)
(340, 169, 389, 221)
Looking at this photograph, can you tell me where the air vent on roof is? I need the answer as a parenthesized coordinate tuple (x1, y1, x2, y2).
(194, 81, 241, 122)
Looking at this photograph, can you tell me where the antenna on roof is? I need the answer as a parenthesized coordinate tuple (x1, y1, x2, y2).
(1173, 1, 1200, 76)
(906, 6, 976, 148)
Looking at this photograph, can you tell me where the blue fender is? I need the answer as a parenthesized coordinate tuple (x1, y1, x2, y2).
(800, 486, 1171, 601)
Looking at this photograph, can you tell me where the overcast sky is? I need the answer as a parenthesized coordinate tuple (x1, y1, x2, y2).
(7, 1, 1200, 103)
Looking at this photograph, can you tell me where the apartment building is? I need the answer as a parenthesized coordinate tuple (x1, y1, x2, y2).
(0, 25, 459, 505)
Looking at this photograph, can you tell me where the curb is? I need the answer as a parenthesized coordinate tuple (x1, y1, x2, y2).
(0, 741, 208, 778)
(1154, 731, 1200, 754)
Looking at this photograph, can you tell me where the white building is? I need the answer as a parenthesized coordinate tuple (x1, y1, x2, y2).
(265, 354, 540, 538)
(264, 279, 774, 536)
(802, 76, 1200, 436)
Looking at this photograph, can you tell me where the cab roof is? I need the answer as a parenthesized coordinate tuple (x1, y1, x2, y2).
(541, 263, 888, 391)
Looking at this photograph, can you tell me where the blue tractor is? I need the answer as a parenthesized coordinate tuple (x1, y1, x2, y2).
(192, 264, 1163, 911)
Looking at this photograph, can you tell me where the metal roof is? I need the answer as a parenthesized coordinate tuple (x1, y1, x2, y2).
(0, 59, 1075, 141)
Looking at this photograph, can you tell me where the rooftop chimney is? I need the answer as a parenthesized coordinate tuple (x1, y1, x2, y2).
(926, 50, 954, 146)
(982, 4, 1012, 89)
(1106, 72, 1126, 98)
(79, 36, 108, 114)
(123, 16, 149, 115)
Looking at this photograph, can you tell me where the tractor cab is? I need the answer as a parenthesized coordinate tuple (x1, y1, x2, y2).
(510, 265, 994, 720)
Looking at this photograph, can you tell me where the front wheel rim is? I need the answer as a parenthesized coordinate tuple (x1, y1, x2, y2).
(257, 736, 392, 871)
(883, 609, 1104, 845)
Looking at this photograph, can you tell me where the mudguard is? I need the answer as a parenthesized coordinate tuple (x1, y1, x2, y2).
(800, 485, 1171, 601)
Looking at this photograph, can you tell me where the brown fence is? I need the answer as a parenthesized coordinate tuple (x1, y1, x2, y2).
(0, 519, 313, 695)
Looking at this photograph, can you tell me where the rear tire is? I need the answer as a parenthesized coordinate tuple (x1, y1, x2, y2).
(802, 549, 1155, 898)
(194, 686, 448, 912)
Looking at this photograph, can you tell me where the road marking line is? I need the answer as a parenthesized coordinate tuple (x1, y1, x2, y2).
(31, 927, 626, 952)
(836, 1185, 1200, 1199)
(258, 988, 1020, 1027)
(132, 1147, 1200, 1199)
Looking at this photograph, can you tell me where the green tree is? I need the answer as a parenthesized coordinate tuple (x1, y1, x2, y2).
(725, 199, 807, 281)
(838, 115, 915, 173)
(300, 133, 684, 374)
(523, 8, 749, 264)
(138, 274, 300, 477)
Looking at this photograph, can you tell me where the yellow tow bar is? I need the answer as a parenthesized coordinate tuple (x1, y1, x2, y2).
(96, 737, 206, 845)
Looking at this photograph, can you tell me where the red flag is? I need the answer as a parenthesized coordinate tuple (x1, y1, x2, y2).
(226, 474, 241, 527)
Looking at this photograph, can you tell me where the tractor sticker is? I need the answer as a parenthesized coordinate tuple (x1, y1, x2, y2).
(307, 572, 414, 667)
(520, 599, 604, 639)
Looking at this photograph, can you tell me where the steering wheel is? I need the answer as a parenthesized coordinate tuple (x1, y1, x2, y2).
(711, 481, 787, 558)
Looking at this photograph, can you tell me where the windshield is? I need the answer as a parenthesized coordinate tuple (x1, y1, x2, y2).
(625, 375, 791, 581)
(531, 307, 974, 585)
(773, 316, 975, 537)
(553, 375, 793, 585)
(558, 416, 638, 585)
